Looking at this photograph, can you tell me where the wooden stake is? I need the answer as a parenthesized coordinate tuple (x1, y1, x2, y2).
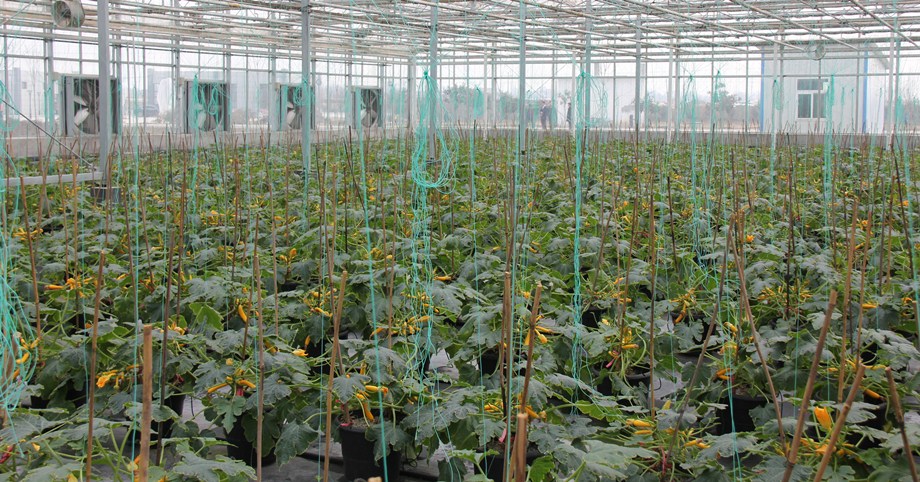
(322, 271, 349, 482)
(84, 251, 107, 482)
(138, 325, 154, 482)
(782, 291, 838, 482)
(886, 367, 920, 482)
(519, 284, 543, 412)
(513, 412, 528, 482)
(254, 221, 265, 482)
(19, 178, 41, 345)
(812, 364, 866, 482)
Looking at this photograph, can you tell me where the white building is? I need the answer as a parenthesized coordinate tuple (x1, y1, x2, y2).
(760, 45, 891, 134)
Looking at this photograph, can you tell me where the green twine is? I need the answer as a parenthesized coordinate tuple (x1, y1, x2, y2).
(0, 80, 37, 436)
(571, 71, 604, 383)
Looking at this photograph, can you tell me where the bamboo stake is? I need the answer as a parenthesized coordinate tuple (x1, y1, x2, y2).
(137, 325, 154, 482)
(837, 198, 861, 402)
(322, 271, 349, 482)
(781, 291, 838, 482)
(519, 284, 543, 412)
(731, 213, 787, 450)
(84, 251, 107, 482)
(886, 367, 920, 482)
(254, 217, 265, 482)
(662, 213, 735, 480)
(19, 179, 41, 345)
(513, 412, 528, 482)
(500, 270, 512, 482)
(647, 184, 658, 421)
(812, 364, 866, 482)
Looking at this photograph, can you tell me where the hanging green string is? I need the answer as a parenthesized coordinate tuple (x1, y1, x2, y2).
(0, 80, 37, 442)
(571, 71, 605, 382)
(822, 76, 836, 254)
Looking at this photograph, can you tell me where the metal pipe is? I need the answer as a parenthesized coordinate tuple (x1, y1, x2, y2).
(302, 0, 311, 182)
(428, 0, 437, 159)
(98, 0, 111, 182)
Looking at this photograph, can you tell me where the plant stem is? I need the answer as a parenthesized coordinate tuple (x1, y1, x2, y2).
(812, 363, 866, 482)
(782, 291, 838, 482)
(886, 367, 920, 482)
(137, 325, 153, 482)
(322, 270, 349, 482)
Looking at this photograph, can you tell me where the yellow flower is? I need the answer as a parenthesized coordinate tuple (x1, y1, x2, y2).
(96, 370, 118, 388)
(814, 406, 833, 431)
(292, 349, 307, 357)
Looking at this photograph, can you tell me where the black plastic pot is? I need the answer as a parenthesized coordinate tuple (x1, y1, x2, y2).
(596, 367, 651, 396)
(277, 280, 300, 293)
(226, 418, 277, 468)
(29, 382, 86, 409)
(479, 447, 541, 482)
(479, 350, 500, 375)
(847, 396, 888, 449)
(478, 349, 525, 377)
(338, 423, 403, 482)
(125, 393, 186, 442)
(716, 392, 768, 434)
(581, 306, 606, 329)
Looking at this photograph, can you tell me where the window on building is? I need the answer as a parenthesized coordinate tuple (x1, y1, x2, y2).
(797, 78, 827, 119)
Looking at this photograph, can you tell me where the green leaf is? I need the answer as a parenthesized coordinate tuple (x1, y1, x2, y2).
(190, 302, 223, 331)
(752, 455, 810, 482)
(869, 456, 916, 481)
(173, 452, 255, 482)
(20, 461, 82, 481)
(214, 396, 247, 433)
(275, 421, 318, 464)
(528, 455, 554, 482)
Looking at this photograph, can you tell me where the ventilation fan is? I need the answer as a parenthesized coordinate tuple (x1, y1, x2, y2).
(61, 75, 121, 136)
(180, 80, 229, 133)
(52, 0, 85, 29)
(349, 87, 382, 129)
(806, 42, 827, 61)
(272, 84, 314, 131)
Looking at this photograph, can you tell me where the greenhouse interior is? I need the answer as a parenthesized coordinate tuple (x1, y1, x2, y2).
(3, 0, 920, 481)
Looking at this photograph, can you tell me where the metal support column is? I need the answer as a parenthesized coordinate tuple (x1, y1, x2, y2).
(550, 50, 556, 128)
(223, 51, 230, 132)
(346, 57, 353, 128)
(483, 52, 489, 127)
(2, 35, 9, 137)
(666, 44, 674, 140)
(171, 48, 180, 131)
(491, 48, 497, 129)
(634, 20, 642, 137)
(98, 0, 112, 182)
(744, 40, 750, 137)
(301, 0, 312, 170)
(379, 62, 386, 129)
(428, 0, 438, 159)
(408, 57, 416, 132)
(44, 32, 53, 127)
(674, 51, 681, 141)
(517, 0, 526, 151)
(583, 0, 592, 124)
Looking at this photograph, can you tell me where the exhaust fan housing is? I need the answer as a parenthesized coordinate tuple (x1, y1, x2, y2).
(180, 80, 229, 133)
(52, 0, 85, 28)
(61, 75, 121, 136)
(349, 87, 382, 129)
(271, 83, 315, 131)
